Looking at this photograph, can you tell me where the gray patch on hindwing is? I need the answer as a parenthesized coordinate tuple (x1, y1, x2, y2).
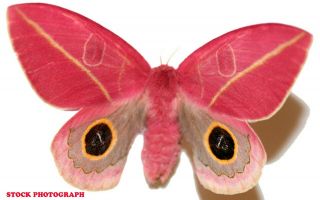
(178, 101, 250, 177)
(68, 98, 146, 173)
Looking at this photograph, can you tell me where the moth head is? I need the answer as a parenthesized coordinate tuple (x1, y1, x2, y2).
(203, 122, 238, 165)
(81, 118, 117, 161)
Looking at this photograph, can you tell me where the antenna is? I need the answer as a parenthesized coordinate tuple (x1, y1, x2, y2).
(166, 48, 179, 65)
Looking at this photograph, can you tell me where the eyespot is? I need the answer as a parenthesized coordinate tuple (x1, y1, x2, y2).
(204, 122, 238, 164)
(81, 118, 117, 160)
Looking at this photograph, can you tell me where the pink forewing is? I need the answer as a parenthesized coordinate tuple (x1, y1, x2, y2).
(178, 24, 312, 120)
(8, 3, 150, 110)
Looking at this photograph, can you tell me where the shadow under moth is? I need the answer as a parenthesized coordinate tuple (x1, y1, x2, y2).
(7, 3, 312, 195)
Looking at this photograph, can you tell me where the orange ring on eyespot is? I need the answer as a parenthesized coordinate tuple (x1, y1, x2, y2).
(203, 121, 238, 165)
(81, 118, 117, 161)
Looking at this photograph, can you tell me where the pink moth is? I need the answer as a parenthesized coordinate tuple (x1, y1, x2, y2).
(7, 3, 312, 195)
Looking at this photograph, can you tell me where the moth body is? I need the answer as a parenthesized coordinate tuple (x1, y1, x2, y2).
(142, 65, 180, 184)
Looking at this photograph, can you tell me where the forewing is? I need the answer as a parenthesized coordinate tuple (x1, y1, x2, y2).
(178, 24, 312, 120)
(51, 98, 146, 190)
(8, 3, 150, 109)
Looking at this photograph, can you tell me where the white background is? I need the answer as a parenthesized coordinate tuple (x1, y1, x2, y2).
(0, 0, 319, 199)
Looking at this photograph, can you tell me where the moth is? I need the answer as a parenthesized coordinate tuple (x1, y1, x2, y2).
(8, 3, 312, 194)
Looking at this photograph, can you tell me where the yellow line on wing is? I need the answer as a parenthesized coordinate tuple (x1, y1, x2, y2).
(196, 61, 204, 98)
(209, 32, 305, 107)
(16, 9, 112, 102)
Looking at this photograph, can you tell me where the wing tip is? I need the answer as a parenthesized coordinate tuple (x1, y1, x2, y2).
(7, 3, 45, 22)
(7, 3, 65, 18)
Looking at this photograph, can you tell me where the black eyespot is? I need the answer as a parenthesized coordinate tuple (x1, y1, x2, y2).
(85, 123, 112, 156)
(209, 126, 235, 160)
